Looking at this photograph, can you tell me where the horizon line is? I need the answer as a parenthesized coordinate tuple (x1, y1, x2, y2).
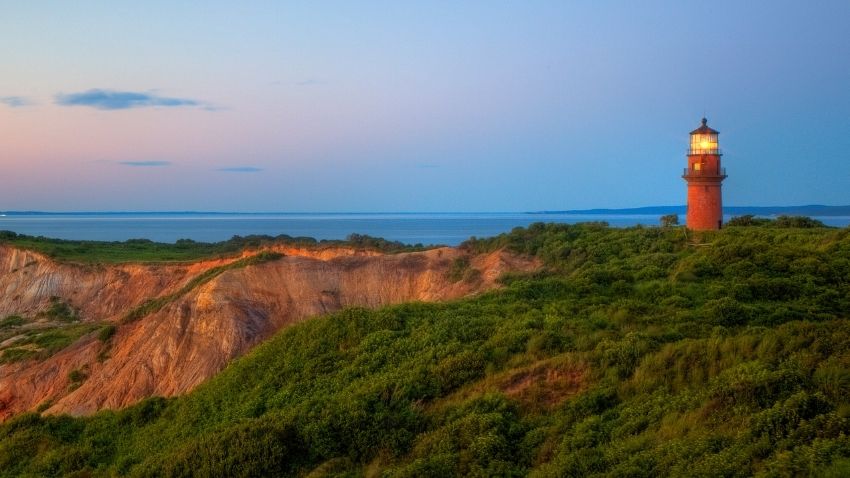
(1, 204, 849, 216)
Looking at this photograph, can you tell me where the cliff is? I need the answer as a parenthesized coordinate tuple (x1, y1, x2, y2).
(0, 244, 538, 420)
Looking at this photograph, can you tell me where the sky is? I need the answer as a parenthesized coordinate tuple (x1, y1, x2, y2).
(1, 1, 849, 212)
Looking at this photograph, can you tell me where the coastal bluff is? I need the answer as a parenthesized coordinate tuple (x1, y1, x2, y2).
(0, 243, 538, 420)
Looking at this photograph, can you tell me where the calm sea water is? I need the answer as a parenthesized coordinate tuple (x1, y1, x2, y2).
(0, 213, 848, 246)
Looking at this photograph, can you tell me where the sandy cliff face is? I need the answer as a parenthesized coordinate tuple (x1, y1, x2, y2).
(0, 245, 538, 419)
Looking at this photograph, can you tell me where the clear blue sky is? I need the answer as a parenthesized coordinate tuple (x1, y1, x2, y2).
(1, 1, 848, 211)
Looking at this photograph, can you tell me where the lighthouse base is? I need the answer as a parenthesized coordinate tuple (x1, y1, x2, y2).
(686, 182, 723, 230)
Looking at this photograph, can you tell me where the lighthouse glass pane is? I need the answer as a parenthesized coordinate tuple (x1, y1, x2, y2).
(690, 134, 718, 152)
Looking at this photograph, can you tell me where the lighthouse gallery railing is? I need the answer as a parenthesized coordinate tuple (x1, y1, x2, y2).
(683, 167, 726, 177)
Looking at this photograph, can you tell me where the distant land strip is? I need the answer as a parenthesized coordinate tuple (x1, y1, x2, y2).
(535, 205, 850, 216)
(1, 205, 849, 216)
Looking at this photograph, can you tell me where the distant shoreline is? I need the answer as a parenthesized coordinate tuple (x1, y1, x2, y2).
(1, 210, 847, 245)
(533, 205, 850, 217)
(2, 205, 850, 216)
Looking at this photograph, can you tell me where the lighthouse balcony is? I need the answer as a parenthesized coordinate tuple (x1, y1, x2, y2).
(687, 148, 723, 156)
(683, 167, 726, 178)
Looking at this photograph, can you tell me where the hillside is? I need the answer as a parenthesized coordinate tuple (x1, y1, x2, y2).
(0, 237, 537, 420)
(1, 222, 850, 477)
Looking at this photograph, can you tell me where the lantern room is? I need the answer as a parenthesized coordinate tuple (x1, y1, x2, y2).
(689, 117, 720, 155)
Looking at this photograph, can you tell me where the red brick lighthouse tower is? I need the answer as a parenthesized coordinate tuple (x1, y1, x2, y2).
(683, 118, 727, 230)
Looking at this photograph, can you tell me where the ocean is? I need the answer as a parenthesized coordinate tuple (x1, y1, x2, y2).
(0, 213, 848, 246)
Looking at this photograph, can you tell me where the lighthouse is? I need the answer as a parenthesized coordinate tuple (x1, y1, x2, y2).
(683, 118, 727, 230)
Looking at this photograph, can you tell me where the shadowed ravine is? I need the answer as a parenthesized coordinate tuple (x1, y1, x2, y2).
(0, 244, 538, 420)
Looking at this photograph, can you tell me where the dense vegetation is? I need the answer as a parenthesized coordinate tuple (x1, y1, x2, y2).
(1, 221, 849, 477)
(724, 215, 827, 229)
(0, 231, 428, 263)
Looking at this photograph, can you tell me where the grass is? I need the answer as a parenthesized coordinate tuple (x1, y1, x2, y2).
(38, 297, 77, 322)
(0, 231, 432, 264)
(67, 368, 89, 391)
(98, 324, 116, 342)
(0, 315, 25, 328)
(0, 323, 103, 364)
(0, 298, 113, 364)
(0, 220, 848, 476)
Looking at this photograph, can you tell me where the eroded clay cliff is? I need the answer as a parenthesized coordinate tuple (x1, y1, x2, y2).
(0, 244, 538, 420)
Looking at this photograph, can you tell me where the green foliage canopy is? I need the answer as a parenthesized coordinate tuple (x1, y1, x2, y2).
(1, 223, 849, 476)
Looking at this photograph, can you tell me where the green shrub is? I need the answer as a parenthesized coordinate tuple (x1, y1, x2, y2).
(98, 325, 117, 342)
(774, 215, 827, 228)
(133, 418, 307, 478)
(702, 297, 752, 326)
(0, 315, 25, 328)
